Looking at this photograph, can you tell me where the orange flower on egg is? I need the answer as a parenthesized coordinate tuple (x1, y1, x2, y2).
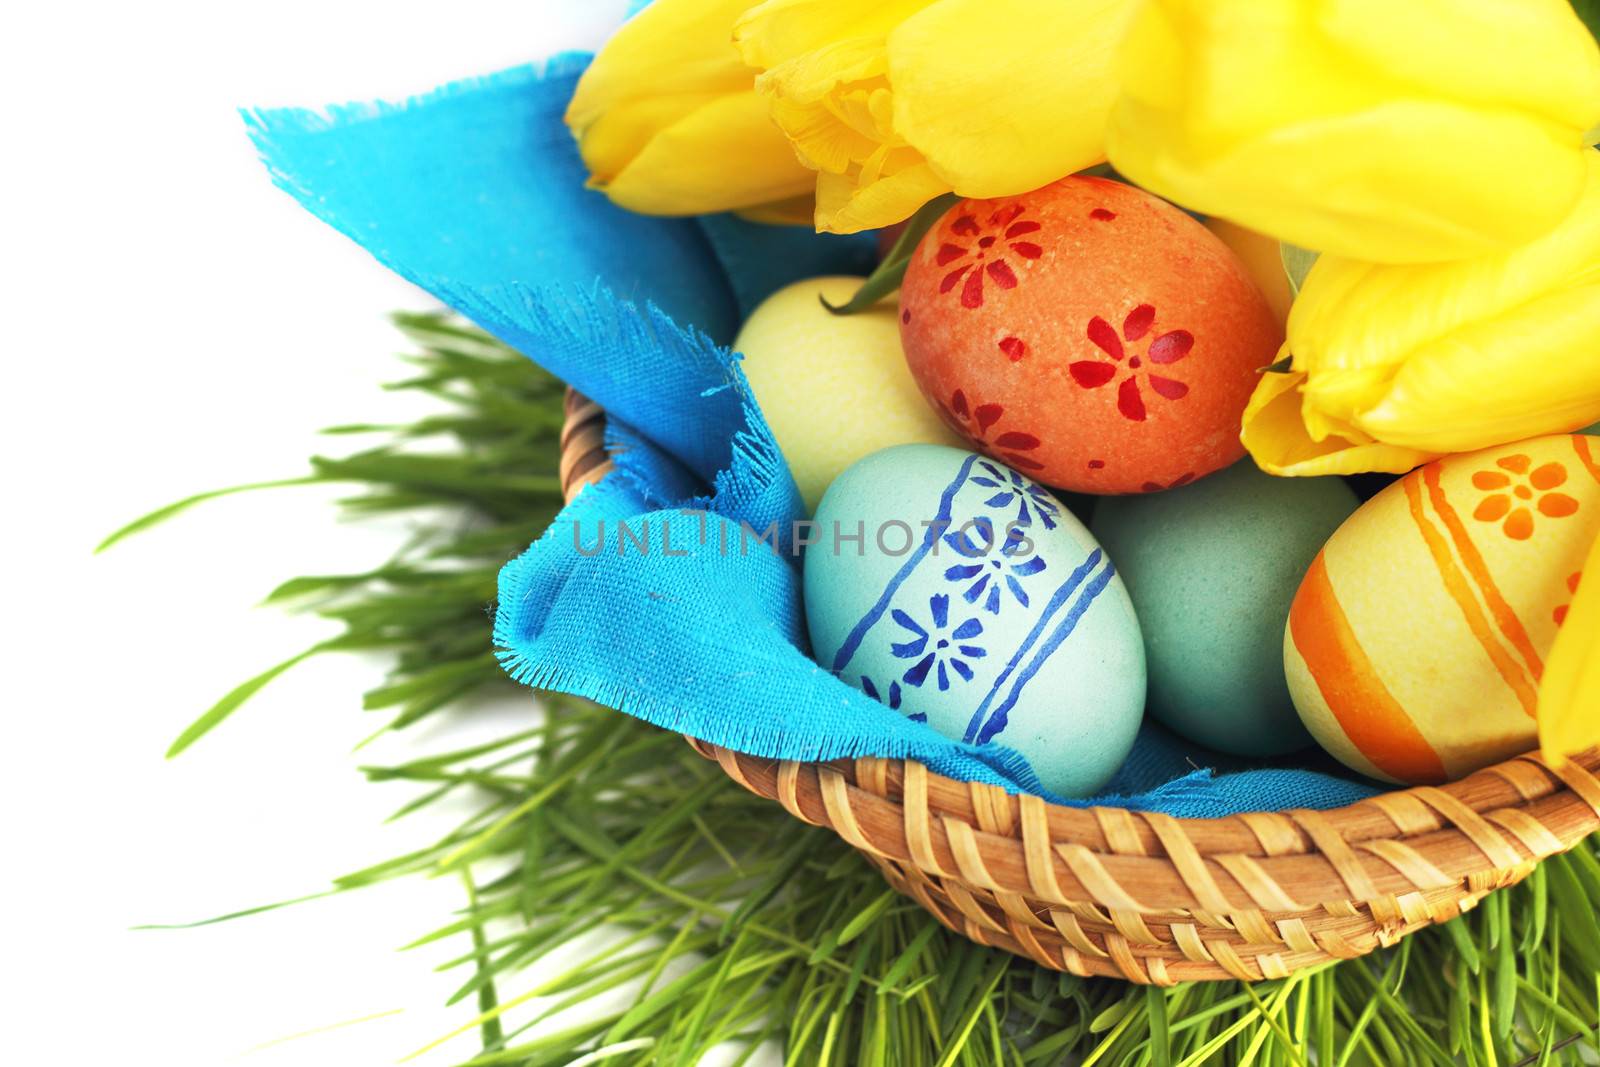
(1471, 454, 1580, 541)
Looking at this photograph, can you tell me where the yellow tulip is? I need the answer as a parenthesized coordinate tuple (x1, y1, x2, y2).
(1107, 0, 1600, 263)
(734, 0, 1140, 234)
(565, 0, 816, 217)
(1242, 152, 1600, 478)
(1541, 531, 1600, 766)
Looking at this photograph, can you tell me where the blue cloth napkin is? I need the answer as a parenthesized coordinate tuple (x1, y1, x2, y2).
(246, 57, 1382, 816)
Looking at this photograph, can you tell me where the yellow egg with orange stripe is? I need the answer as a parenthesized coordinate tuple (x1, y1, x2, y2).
(1285, 435, 1600, 785)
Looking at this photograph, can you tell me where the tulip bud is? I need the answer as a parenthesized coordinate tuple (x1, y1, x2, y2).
(566, 0, 817, 217)
(1242, 152, 1600, 478)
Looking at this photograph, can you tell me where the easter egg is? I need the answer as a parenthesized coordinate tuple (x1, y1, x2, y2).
(736, 276, 961, 513)
(898, 176, 1283, 495)
(1285, 435, 1600, 784)
(1092, 462, 1360, 757)
(804, 444, 1146, 797)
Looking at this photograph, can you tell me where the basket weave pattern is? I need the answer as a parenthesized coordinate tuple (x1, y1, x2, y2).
(557, 389, 1600, 983)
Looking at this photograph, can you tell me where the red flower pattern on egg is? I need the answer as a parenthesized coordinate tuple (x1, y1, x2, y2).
(1068, 304, 1195, 422)
(935, 388, 1045, 471)
(898, 177, 1285, 495)
(934, 204, 1044, 310)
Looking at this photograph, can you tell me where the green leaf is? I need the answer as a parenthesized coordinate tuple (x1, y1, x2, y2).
(821, 193, 961, 315)
(1445, 916, 1484, 975)
(1280, 242, 1320, 297)
(131, 888, 342, 929)
(1494, 894, 1517, 1044)
(836, 890, 897, 947)
(1147, 986, 1172, 1067)
(462, 871, 506, 1053)
(97, 476, 321, 552)
(165, 644, 327, 757)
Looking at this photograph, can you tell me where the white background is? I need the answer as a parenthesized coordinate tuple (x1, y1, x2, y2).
(0, 3, 728, 1064)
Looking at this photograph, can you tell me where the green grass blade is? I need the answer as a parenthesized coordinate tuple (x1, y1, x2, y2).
(97, 476, 322, 552)
(166, 645, 325, 757)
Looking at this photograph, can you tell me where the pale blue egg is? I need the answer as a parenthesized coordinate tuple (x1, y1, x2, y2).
(804, 444, 1146, 798)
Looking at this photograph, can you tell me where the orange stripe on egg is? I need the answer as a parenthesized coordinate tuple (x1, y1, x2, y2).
(1407, 472, 1541, 718)
(1422, 464, 1545, 686)
(1575, 435, 1600, 487)
(1289, 551, 1448, 785)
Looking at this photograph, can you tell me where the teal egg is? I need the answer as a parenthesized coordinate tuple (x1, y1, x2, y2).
(804, 444, 1145, 797)
(1090, 461, 1359, 757)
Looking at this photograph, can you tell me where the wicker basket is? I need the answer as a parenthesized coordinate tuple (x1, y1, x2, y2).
(558, 388, 1600, 984)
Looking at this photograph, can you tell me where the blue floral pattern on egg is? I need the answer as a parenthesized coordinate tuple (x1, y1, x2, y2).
(970, 460, 1060, 531)
(943, 517, 1047, 614)
(803, 444, 1146, 798)
(891, 594, 986, 690)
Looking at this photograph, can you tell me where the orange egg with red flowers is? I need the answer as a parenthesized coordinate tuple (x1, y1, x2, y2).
(898, 176, 1284, 495)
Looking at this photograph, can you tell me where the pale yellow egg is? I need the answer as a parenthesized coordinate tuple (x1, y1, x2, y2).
(735, 276, 961, 512)
(1285, 435, 1600, 784)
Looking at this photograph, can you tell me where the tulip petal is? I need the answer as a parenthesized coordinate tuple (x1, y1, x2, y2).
(740, 0, 1139, 231)
(735, 0, 937, 70)
(569, 0, 759, 130)
(1115, 96, 1593, 263)
(813, 159, 952, 234)
(1355, 280, 1600, 451)
(603, 91, 820, 216)
(574, 91, 729, 187)
(1540, 533, 1600, 766)
(737, 0, 958, 232)
(1107, 0, 1600, 263)
(764, 86, 886, 174)
(1241, 368, 1438, 476)
(569, 0, 818, 217)
(1324, 0, 1600, 134)
(887, 0, 1140, 197)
